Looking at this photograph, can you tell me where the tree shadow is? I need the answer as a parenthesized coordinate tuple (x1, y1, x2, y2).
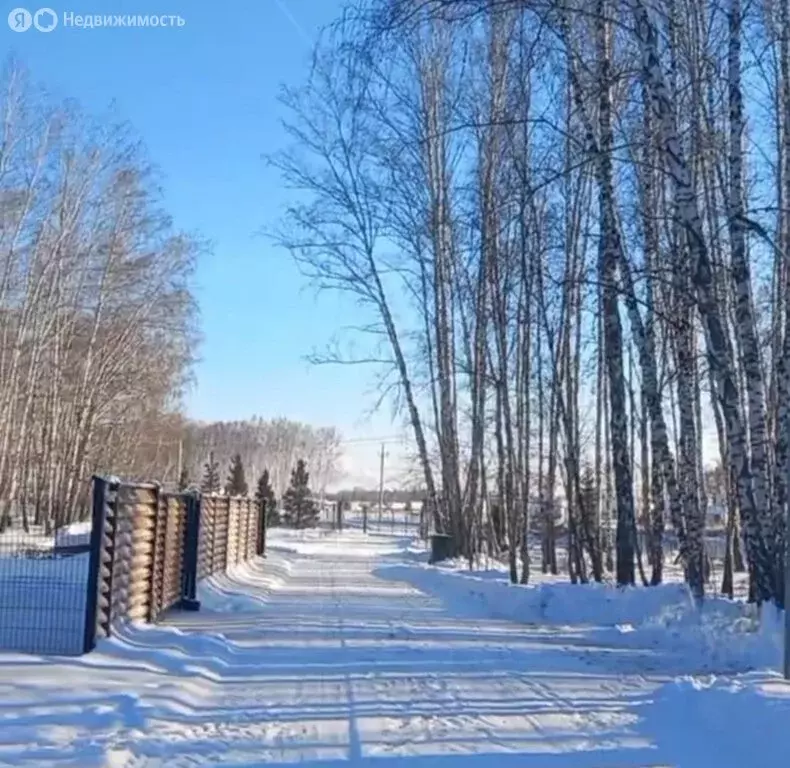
(1, 542, 787, 766)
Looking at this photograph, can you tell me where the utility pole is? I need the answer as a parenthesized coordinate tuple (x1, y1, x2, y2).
(377, 443, 385, 528)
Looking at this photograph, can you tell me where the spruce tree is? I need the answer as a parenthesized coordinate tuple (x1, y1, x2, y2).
(178, 467, 190, 491)
(255, 469, 279, 526)
(282, 459, 318, 528)
(201, 451, 221, 493)
(227, 453, 248, 496)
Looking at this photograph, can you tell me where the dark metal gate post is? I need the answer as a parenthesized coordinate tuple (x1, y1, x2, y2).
(180, 491, 202, 611)
(257, 498, 267, 556)
(83, 476, 109, 653)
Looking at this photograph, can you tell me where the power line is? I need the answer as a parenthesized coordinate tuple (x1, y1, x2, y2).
(127, 435, 405, 447)
(339, 435, 405, 445)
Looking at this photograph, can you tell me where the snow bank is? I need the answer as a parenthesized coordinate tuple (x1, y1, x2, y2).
(645, 672, 790, 765)
(0, 520, 92, 554)
(198, 551, 295, 612)
(264, 527, 338, 554)
(615, 593, 785, 671)
(0, 527, 54, 555)
(266, 526, 417, 558)
(378, 560, 698, 624)
(379, 558, 785, 673)
(54, 520, 92, 549)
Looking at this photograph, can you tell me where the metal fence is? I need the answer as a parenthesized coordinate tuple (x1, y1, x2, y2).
(0, 522, 91, 655)
(0, 476, 264, 656)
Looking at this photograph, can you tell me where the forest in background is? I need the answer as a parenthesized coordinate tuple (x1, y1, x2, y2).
(180, 418, 343, 499)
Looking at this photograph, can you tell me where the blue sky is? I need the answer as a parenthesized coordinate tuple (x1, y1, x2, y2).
(2, 0, 410, 486)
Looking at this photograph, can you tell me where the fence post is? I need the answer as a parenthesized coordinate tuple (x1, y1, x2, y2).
(147, 483, 163, 622)
(257, 498, 266, 556)
(204, 496, 215, 576)
(235, 498, 243, 566)
(180, 491, 201, 611)
(244, 498, 252, 561)
(83, 476, 108, 653)
(223, 497, 231, 572)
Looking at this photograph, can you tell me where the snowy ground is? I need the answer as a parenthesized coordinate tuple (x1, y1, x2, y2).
(0, 526, 788, 766)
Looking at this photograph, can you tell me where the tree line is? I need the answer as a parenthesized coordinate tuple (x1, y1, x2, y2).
(275, 0, 790, 606)
(0, 61, 197, 533)
(181, 418, 342, 499)
(190, 450, 323, 529)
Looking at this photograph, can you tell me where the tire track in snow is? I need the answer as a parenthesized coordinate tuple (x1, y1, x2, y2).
(5, 530, 753, 766)
(330, 550, 364, 762)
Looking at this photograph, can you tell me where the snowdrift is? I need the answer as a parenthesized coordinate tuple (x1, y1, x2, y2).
(379, 557, 784, 673)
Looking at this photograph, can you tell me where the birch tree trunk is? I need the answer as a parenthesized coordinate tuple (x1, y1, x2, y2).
(726, 0, 777, 596)
(596, 0, 635, 585)
(633, 0, 775, 603)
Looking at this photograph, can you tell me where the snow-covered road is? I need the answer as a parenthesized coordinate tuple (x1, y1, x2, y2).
(1, 530, 788, 766)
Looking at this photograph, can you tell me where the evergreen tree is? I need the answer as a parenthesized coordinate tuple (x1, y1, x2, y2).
(227, 453, 248, 496)
(282, 459, 318, 528)
(201, 451, 221, 493)
(178, 467, 190, 491)
(256, 469, 279, 526)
